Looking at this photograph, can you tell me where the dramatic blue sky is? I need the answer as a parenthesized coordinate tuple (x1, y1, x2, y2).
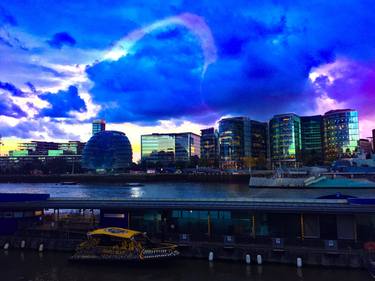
(0, 0, 375, 158)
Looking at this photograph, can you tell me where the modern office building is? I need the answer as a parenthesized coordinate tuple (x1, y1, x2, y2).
(373, 129, 375, 153)
(218, 117, 251, 169)
(301, 115, 324, 165)
(323, 109, 359, 162)
(17, 141, 85, 156)
(82, 131, 133, 171)
(358, 139, 372, 158)
(269, 113, 302, 167)
(250, 120, 269, 168)
(92, 119, 106, 135)
(19, 141, 59, 155)
(218, 117, 269, 169)
(200, 128, 219, 167)
(58, 141, 86, 155)
(141, 133, 200, 165)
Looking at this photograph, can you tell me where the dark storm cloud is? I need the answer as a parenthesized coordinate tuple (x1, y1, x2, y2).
(86, 28, 204, 123)
(0, 94, 26, 118)
(82, 0, 375, 124)
(0, 119, 79, 139)
(39, 85, 87, 118)
(47, 32, 76, 49)
(0, 81, 28, 97)
(1, 0, 375, 128)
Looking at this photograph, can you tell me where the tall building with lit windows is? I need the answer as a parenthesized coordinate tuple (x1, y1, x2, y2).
(269, 113, 302, 167)
(218, 117, 268, 169)
(218, 117, 251, 169)
(200, 127, 219, 167)
(301, 115, 324, 165)
(92, 119, 106, 135)
(323, 109, 359, 162)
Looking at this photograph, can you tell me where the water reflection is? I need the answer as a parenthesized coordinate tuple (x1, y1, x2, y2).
(0, 251, 372, 281)
(0, 182, 373, 200)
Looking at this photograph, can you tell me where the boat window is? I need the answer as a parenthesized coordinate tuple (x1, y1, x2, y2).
(96, 235, 124, 246)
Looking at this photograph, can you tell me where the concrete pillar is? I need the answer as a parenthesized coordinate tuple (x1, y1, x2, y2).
(208, 251, 214, 261)
(297, 257, 303, 268)
(245, 254, 251, 264)
(300, 214, 305, 241)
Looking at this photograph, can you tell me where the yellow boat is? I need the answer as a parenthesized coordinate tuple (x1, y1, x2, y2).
(70, 227, 179, 262)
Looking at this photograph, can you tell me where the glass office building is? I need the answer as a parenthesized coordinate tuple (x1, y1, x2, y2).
(218, 117, 251, 169)
(358, 139, 372, 158)
(200, 128, 219, 167)
(141, 133, 200, 165)
(323, 109, 359, 162)
(301, 115, 324, 165)
(269, 114, 302, 167)
(250, 120, 268, 166)
(92, 119, 106, 136)
(82, 131, 133, 171)
(57, 141, 86, 155)
(141, 134, 175, 165)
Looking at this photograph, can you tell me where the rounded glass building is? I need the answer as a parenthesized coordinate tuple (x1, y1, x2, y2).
(82, 131, 133, 171)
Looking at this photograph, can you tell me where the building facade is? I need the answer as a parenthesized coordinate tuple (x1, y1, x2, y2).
(82, 131, 133, 171)
(373, 129, 375, 153)
(269, 114, 302, 167)
(218, 117, 251, 169)
(250, 120, 269, 168)
(19, 141, 59, 155)
(58, 141, 86, 155)
(17, 141, 85, 156)
(323, 109, 359, 162)
(358, 139, 372, 158)
(200, 128, 219, 167)
(92, 119, 106, 136)
(141, 133, 201, 166)
(301, 115, 324, 165)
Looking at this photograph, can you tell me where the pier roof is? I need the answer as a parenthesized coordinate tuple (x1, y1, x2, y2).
(0, 197, 375, 214)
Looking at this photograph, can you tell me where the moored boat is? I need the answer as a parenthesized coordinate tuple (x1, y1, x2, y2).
(70, 227, 179, 262)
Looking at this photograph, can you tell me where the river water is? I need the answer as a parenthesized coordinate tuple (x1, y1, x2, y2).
(0, 182, 374, 199)
(0, 250, 372, 281)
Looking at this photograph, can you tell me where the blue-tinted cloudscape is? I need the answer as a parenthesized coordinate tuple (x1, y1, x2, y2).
(0, 0, 375, 147)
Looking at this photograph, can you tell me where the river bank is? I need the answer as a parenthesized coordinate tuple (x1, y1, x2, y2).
(0, 173, 259, 184)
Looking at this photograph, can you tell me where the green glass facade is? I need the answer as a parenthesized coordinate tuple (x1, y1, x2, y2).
(301, 115, 324, 165)
(323, 109, 359, 162)
(269, 114, 302, 167)
(141, 134, 175, 165)
(141, 133, 200, 165)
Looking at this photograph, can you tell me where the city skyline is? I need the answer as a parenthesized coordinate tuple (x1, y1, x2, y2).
(1, 108, 365, 163)
(1, 1, 375, 161)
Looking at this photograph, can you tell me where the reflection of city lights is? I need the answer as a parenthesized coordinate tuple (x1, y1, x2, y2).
(130, 187, 142, 198)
